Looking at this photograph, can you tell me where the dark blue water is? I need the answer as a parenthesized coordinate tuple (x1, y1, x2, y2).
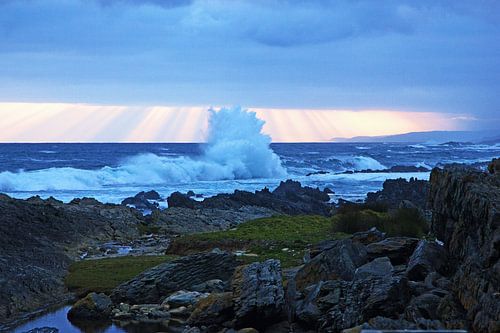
(0, 142, 498, 203)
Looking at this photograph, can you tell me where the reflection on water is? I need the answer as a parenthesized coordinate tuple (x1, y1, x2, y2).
(13, 306, 171, 333)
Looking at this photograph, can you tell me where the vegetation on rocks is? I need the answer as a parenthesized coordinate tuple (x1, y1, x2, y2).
(167, 215, 347, 267)
(65, 255, 176, 295)
(331, 207, 429, 238)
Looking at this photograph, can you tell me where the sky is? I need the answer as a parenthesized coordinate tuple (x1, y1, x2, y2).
(0, 0, 499, 142)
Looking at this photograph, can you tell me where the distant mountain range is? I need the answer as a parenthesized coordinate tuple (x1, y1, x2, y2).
(331, 130, 499, 144)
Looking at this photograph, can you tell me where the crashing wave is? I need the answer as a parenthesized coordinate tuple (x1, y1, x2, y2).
(0, 107, 287, 191)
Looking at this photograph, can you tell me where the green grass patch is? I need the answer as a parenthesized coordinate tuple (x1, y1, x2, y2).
(65, 255, 177, 295)
(168, 215, 347, 268)
(331, 208, 428, 238)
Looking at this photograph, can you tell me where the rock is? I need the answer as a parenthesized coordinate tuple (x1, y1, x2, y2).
(429, 163, 500, 332)
(295, 239, 367, 291)
(351, 227, 386, 245)
(294, 272, 410, 332)
(354, 257, 393, 280)
(366, 177, 429, 210)
(187, 292, 234, 326)
(111, 251, 238, 304)
(232, 260, 285, 329)
(366, 316, 418, 330)
(67, 292, 112, 320)
(0, 195, 142, 324)
(488, 158, 500, 174)
(22, 328, 59, 333)
(404, 293, 443, 323)
(121, 190, 161, 210)
(162, 290, 208, 308)
(365, 237, 420, 265)
(167, 179, 332, 216)
(406, 240, 447, 281)
(191, 279, 227, 293)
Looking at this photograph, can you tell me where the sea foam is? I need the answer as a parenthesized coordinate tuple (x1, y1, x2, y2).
(0, 107, 287, 191)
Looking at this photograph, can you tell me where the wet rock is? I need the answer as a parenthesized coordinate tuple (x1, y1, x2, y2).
(366, 237, 419, 265)
(406, 240, 447, 281)
(295, 239, 367, 291)
(67, 292, 112, 320)
(354, 257, 393, 280)
(351, 227, 386, 245)
(121, 190, 161, 211)
(187, 292, 234, 326)
(167, 179, 332, 216)
(162, 290, 209, 308)
(232, 259, 285, 329)
(111, 251, 238, 304)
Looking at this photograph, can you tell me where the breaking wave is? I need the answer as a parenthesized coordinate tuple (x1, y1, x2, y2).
(0, 107, 287, 191)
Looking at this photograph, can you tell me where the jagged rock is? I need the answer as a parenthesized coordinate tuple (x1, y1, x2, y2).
(162, 290, 209, 308)
(351, 227, 386, 245)
(404, 293, 443, 323)
(366, 237, 420, 265)
(365, 316, 418, 330)
(295, 239, 367, 291)
(488, 158, 500, 174)
(187, 292, 234, 326)
(294, 272, 410, 332)
(0, 195, 142, 324)
(232, 259, 285, 328)
(166, 179, 332, 216)
(366, 177, 429, 210)
(121, 190, 161, 210)
(67, 292, 112, 320)
(111, 251, 238, 304)
(406, 240, 447, 281)
(354, 257, 393, 280)
(429, 162, 500, 332)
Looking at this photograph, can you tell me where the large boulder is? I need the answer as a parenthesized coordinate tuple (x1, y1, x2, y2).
(366, 237, 420, 265)
(295, 239, 367, 291)
(354, 257, 393, 281)
(111, 251, 238, 304)
(232, 260, 285, 329)
(406, 240, 448, 281)
(67, 292, 112, 321)
(187, 292, 234, 326)
(366, 177, 429, 210)
(351, 227, 386, 245)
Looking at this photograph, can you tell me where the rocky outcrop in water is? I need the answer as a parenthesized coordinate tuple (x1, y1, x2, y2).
(0, 195, 142, 326)
(429, 162, 500, 333)
(167, 179, 332, 216)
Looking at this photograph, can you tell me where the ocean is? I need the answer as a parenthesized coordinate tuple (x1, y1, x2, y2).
(0, 141, 498, 204)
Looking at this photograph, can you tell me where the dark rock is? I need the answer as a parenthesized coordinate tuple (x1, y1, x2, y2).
(67, 292, 112, 320)
(366, 177, 429, 210)
(429, 163, 500, 332)
(294, 272, 410, 331)
(111, 251, 238, 304)
(404, 293, 443, 322)
(294, 239, 367, 291)
(488, 158, 500, 174)
(366, 316, 418, 330)
(232, 259, 285, 329)
(305, 170, 329, 177)
(191, 279, 227, 293)
(406, 240, 447, 281)
(121, 190, 161, 210)
(167, 179, 332, 216)
(366, 237, 420, 265)
(187, 292, 234, 326)
(22, 328, 59, 333)
(162, 290, 208, 308)
(0, 195, 142, 324)
(354, 257, 393, 280)
(351, 227, 386, 245)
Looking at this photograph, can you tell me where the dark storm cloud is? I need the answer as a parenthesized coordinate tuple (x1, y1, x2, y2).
(0, 0, 499, 127)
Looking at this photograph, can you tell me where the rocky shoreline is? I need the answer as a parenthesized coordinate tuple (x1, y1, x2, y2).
(1, 160, 499, 332)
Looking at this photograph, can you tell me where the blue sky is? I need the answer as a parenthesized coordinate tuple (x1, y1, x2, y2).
(0, 0, 499, 141)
